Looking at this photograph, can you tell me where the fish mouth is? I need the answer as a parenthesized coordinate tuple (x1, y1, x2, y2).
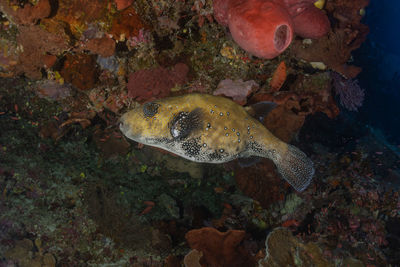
(118, 117, 127, 134)
(119, 120, 146, 144)
(119, 118, 136, 140)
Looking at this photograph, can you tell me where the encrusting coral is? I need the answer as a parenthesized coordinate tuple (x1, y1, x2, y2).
(185, 227, 255, 266)
(291, 28, 368, 78)
(127, 63, 189, 101)
(259, 227, 332, 267)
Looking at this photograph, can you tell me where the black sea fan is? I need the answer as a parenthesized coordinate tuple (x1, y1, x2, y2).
(331, 71, 365, 111)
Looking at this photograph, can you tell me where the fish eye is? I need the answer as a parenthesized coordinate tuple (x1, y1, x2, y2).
(143, 102, 160, 117)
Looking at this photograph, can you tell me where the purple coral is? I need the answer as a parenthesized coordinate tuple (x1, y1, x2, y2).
(213, 79, 259, 105)
(331, 71, 365, 111)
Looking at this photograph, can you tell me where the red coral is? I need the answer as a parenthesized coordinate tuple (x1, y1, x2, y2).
(114, 0, 133, 10)
(16, 25, 69, 79)
(290, 14, 368, 78)
(185, 227, 255, 267)
(325, 0, 370, 29)
(264, 104, 306, 142)
(83, 37, 116, 57)
(44, 0, 111, 37)
(60, 54, 99, 91)
(250, 91, 339, 142)
(110, 7, 148, 41)
(127, 63, 189, 102)
(235, 159, 285, 208)
(0, 0, 51, 25)
(42, 55, 57, 69)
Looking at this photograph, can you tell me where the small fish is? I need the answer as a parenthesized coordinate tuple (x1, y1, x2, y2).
(314, 0, 325, 9)
(269, 61, 287, 92)
(119, 94, 314, 192)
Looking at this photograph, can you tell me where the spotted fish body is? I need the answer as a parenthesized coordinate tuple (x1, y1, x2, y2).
(119, 94, 314, 191)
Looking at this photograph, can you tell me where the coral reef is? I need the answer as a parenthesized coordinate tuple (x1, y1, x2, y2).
(127, 63, 189, 101)
(269, 61, 287, 92)
(280, 0, 330, 39)
(185, 227, 255, 266)
(331, 71, 365, 111)
(259, 227, 332, 266)
(213, 0, 330, 59)
(1, 78, 399, 265)
(4, 238, 56, 267)
(114, 0, 134, 11)
(36, 80, 72, 101)
(60, 54, 99, 91)
(291, 28, 367, 78)
(250, 88, 339, 142)
(1, 0, 398, 266)
(110, 7, 148, 41)
(183, 249, 203, 267)
(235, 159, 285, 208)
(16, 25, 69, 79)
(82, 37, 116, 57)
(226, 0, 294, 59)
(0, 0, 51, 26)
(290, 0, 369, 78)
(213, 79, 259, 105)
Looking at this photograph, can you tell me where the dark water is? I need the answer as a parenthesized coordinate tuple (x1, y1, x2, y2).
(353, 0, 400, 146)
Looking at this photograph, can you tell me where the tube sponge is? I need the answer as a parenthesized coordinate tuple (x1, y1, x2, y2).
(290, 5, 330, 39)
(228, 0, 294, 59)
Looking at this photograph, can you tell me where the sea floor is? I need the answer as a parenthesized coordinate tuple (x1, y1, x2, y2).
(0, 78, 399, 266)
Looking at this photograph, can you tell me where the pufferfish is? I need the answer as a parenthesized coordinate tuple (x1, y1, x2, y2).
(119, 94, 314, 192)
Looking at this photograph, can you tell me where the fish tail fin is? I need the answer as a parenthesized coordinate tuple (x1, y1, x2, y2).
(272, 144, 314, 192)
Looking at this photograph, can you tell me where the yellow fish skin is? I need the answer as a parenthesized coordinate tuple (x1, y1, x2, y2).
(119, 94, 314, 192)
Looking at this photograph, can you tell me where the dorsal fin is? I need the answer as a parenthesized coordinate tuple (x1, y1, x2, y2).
(245, 101, 277, 122)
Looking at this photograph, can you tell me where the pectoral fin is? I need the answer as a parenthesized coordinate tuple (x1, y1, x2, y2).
(170, 108, 203, 140)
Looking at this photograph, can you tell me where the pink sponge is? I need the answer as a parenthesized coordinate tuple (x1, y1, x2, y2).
(282, 0, 330, 39)
(291, 6, 330, 39)
(227, 0, 294, 59)
(213, 0, 330, 59)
